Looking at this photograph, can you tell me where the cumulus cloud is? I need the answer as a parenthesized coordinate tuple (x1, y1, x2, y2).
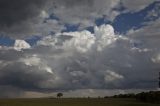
(0, 24, 159, 98)
(14, 40, 31, 51)
(0, 40, 31, 51)
(39, 24, 117, 53)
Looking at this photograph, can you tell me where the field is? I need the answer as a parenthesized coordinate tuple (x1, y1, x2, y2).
(0, 98, 159, 106)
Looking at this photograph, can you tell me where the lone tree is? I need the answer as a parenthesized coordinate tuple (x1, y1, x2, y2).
(57, 93, 63, 98)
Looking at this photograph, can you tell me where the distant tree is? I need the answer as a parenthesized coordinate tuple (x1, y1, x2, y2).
(104, 96, 109, 98)
(57, 93, 63, 98)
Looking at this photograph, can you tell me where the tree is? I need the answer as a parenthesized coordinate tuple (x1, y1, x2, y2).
(57, 93, 63, 98)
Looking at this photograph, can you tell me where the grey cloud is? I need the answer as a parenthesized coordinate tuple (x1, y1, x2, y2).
(121, 0, 157, 12)
(0, 85, 23, 98)
(53, 0, 94, 7)
(128, 18, 160, 50)
(0, 23, 159, 98)
(0, 0, 44, 27)
(0, 60, 54, 91)
(0, 0, 50, 38)
(49, 0, 120, 29)
(0, 49, 24, 61)
(0, 0, 157, 38)
(47, 0, 158, 30)
(0, 1, 160, 98)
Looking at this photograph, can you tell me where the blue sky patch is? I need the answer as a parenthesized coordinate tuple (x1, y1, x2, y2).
(62, 24, 80, 32)
(85, 26, 94, 33)
(95, 16, 111, 26)
(112, 1, 160, 34)
(0, 35, 15, 46)
(25, 36, 42, 46)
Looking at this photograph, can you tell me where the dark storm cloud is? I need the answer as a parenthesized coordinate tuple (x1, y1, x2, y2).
(0, 63, 40, 90)
(0, 85, 23, 98)
(0, 0, 50, 38)
(0, 0, 44, 27)
(53, 0, 93, 7)
(0, 56, 55, 91)
(0, 0, 95, 28)
(0, 0, 48, 28)
(0, 49, 23, 60)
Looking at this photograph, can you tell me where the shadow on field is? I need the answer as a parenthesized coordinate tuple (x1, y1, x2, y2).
(0, 98, 159, 106)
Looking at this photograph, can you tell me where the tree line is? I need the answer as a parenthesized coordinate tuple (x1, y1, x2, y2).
(104, 91, 160, 104)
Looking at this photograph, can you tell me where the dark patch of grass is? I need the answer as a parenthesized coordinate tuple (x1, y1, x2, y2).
(0, 98, 159, 106)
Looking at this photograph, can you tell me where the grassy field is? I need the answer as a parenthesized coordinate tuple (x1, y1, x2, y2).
(0, 98, 159, 106)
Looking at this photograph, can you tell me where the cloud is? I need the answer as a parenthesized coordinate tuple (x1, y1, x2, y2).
(19, 55, 53, 74)
(121, 0, 156, 12)
(38, 24, 117, 53)
(0, 24, 159, 98)
(104, 70, 124, 82)
(48, 0, 158, 30)
(0, 18, 159, 95)
(152, 54, 160, 63)
(0, 0, 158, 39)
(127, 18, 160, 67)
(0, 39, 31, 51)
(21, 88, 157, 98)
(14, 40, 31, 51)
(0, 0, 159, 98)
(0, 0, 122, 38)
(49, 0, 120, 28)
(0, 85, 23, 98)
(0, 0, 50, 38)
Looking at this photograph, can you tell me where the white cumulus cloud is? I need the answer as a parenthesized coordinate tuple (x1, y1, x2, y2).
(14, 40, 31, 51)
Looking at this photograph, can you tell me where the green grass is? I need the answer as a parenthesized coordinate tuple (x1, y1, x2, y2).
(0, 98, 159, 106)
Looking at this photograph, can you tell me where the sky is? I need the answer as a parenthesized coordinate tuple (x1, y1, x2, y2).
(0, 0, 160, 98)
